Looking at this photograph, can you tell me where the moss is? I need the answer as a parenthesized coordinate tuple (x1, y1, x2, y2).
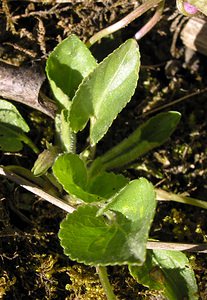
(65, 265, 106, 300)
(0, 273, 16, 298)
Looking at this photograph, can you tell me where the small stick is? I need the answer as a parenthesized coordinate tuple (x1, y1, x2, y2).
(141, 87, 207, 118)
(147, 241, 207, 253)
(0, 166, 75, 213)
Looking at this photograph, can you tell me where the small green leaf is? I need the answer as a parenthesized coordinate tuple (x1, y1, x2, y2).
(90, 111, 181, 173)
(87, 171, 129, 198)
(0, 99, 29, 132)
(129, 249, 198, 300)
(69, 39, 140, 145)
(59, 178, 156, 265)
(46, 34, 97, 108)
(32, 145, 59, 176)
(0, 99, 30, 152)
(188, 0, 207, 15)
(52, 153, 102, 202)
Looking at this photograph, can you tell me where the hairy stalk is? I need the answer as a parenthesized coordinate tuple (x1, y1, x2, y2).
(86, 0, 163, 47)
(135, 0, 165, 40)
(96, 266, 116, 300)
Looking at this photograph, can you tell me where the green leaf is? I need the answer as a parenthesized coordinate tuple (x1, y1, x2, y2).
(32, 145, 59, 176)
(129, 249, 198, 300)
(46, 34, 97, 108)
(90, 111, 181, 173)
(59, 178, 156, 265)
(87, 171, 129, 198)
(69, 39, 140, 145)
(0, 99, 29, 132)
(188, 0, 207, 15)
(52, 153, 102, 202)
(0, 99, 30, 152)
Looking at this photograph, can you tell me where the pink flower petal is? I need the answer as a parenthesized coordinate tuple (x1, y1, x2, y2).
(183, 2, 198, 14)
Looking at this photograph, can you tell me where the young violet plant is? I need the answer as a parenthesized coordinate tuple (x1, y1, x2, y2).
(0, 35, 201, 300)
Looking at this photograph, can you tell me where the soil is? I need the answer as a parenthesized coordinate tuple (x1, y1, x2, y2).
(0, 1, 207, 299)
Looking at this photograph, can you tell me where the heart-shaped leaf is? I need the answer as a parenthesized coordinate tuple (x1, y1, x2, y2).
(0, 99, 30, 152)
(129, 249, 198, 300)
(46, 34, 97, 108)
(69, 39, 140, 145)
(59, 178, 156, 265)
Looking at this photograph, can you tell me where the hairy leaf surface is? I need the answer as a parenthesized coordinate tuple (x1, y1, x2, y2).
(59, 178, 156, 265)
(129, 249, 198, 300)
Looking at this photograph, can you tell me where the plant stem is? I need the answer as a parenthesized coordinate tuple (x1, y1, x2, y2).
(96, 266, 116, 300)
(134, 0, 165, 40)
(86, 0, 163, 47)
(156, 188, 207, 210)
(22, 135, 40, 154)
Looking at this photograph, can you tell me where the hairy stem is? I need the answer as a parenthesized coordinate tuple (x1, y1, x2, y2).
(96, 266, 116, 300)
(86, 0, 163, 47)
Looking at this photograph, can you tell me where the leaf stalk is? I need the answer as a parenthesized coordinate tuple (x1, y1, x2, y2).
(86, 0, 164, 47)
(134, 0, 165, 40)
(96, 266, 116, 300)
